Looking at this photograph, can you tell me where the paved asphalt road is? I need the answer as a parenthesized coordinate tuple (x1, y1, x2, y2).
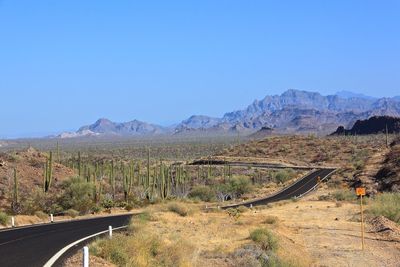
(0, 214, 132, 267)
(223, 168, 336, 209)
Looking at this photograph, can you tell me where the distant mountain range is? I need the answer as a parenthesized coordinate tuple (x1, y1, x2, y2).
(59, 89, 400, 138)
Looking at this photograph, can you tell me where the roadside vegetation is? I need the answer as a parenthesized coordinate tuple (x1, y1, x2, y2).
(369, 193, 400, 224)
(0, 142, 303, 219)
(0, 211, 9, 226)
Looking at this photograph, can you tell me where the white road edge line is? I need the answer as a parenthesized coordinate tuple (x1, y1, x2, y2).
(43, 225, 128, 267)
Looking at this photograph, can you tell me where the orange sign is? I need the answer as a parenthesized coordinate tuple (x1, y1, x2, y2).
(356, 187, 366, 196)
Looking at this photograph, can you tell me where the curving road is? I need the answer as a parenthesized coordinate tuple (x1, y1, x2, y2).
(223, 168, 336, 209)
(0, 168, 335, 266)
(0, 214, 132, 267)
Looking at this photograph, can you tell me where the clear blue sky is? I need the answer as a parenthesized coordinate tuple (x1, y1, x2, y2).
(0, 1, 399, 138)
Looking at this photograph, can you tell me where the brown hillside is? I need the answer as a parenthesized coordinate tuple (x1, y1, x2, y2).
(0, 147, 75, 210)
(374, 137, 400, 192)
(216, 135, 391, 187)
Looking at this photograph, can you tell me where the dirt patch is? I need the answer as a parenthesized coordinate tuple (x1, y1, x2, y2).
(65, 188, 400, 266)
(368, 216, 400, 242)
(64, 253, 115, 267)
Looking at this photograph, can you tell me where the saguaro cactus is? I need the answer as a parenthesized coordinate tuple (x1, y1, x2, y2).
(147, 148, 150, 189)
(78, 151, 82, 177)
(123, 163, 133, 202)
(110, 161, 115, 200)
(13, 168, 19, 205)
(56, 141, 60, 163)
(43, 151, 53, 193)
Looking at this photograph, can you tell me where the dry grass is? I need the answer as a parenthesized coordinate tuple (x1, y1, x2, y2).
(91, 214, 196, 267)
(369, 193, 400, 224)
(263, 215, 279, 225)
(167, 202, 191, 217)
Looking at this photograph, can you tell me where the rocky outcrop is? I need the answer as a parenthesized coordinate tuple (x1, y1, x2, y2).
(331, 116, 400, 135)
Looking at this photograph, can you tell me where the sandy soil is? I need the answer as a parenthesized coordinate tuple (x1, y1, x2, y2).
(64, 188, 400, 267)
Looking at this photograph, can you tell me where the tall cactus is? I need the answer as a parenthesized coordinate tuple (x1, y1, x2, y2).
(43, 151, 53, 193)
(159, 161, 166, 199)
(13, 168, 19, 205)
(78, 151, 82, 177)
(123, 163, 134, 202)
(56, 141, 60, 163)
(110, 161, 115, 200)
(147, 148, 150, 189)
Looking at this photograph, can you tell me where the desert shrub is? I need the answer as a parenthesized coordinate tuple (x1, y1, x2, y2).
(34, 210, 48, 219)
(274, 169, 295, 184)
(91, 235, 129, 266)
(92, 205, 102, 213)
(65, 209, 79, 218)
(226, 208, 241, 220)
(168, 202, 189, 217)
(101, 196, 114, 210)
(263, 215, 278, 225)
(0, 211, 9, 226)
(231, 244, 268, 267)
(318, 194, 331, 201)
(250, 228, 278, 251)
(91, 229, 195, 266)
(188, 185, 215, 202)
(369, 193, 400, 223)
(124, 202, 134, 211)
(237, 205, 249, 213)
(331, 189, 357, 202)
(59, 176, 96, 214)
(219, 176, 253, 199)
(21, 188, 57, 215)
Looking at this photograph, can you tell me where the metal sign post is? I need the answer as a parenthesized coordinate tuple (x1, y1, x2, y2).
(356, 187, 366, 250)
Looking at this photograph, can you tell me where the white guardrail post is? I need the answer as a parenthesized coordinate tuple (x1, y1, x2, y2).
(50, 214, 54, 223)
(11, 216, 15, 227)
(108, 225, 113, 239)
(83, 246, 89, 267)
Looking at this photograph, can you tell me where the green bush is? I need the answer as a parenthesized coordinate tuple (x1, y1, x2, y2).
(92, 205, 102, 214)
(0, 211, 9, 226)
(331, 189, 357, 202)
(369, 193, 400, 223)
(124, 203, 134, 211)
(59, 176, 96, 214)
(168, 202, 189, 217)
(101, 196, 114, 210)
(249, 228, 278, 251)
(274, 169, 295, 184)
(21, 188, 57, 215)
(227, 176, 253, 197)
(188, 185, 215, 202)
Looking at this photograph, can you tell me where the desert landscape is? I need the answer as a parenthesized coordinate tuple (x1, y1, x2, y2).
(1, 1, 399, 267)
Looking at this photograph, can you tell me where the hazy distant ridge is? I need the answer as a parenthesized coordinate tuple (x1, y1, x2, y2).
(60, 89, 400, 138)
